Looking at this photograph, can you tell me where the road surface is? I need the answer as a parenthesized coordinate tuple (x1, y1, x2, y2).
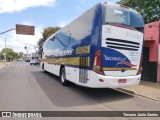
(0, 61, 159, 120)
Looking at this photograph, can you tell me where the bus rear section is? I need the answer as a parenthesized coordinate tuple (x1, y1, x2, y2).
(90, 3, 144, 88)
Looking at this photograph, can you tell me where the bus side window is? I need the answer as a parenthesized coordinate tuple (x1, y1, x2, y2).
(43, 40, 49, 53)
(49, 36, 64, 51)
(56, 32, 69, 48)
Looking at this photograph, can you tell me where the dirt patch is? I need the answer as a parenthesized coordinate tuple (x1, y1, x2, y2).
(0, 62, 6, 68)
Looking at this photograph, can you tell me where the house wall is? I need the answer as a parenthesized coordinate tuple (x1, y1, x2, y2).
(144, 21, 160, 82)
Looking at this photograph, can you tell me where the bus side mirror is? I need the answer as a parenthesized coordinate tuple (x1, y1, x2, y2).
(50, 36, 55, 41)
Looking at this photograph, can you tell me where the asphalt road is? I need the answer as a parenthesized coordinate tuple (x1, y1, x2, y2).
(0, 61, 159, 120)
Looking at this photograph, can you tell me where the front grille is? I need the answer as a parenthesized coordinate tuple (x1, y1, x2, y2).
(106, 38, 140, 51)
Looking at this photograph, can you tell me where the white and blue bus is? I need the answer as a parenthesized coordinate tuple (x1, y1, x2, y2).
(41, 2, 144, 88)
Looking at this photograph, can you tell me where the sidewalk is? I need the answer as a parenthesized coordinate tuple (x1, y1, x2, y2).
(0, 62, 13, 69)
(118, 80, 160, 101)
(0, 62, 6, 69)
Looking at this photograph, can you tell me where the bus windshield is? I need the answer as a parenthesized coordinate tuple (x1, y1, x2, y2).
(104, 4, 144, 32)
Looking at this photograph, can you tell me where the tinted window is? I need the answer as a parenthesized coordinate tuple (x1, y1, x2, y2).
(43, 40, 50, 52)
(49, 37, 65, 51)
(56, 32, 69, 47)
(104, 4, 144, 32)
(105, 5, 130, 26)
(130, 11, 144, 32)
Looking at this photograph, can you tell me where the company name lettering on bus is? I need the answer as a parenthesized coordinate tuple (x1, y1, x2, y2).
(104, 55, 126, 61)
(128, 51, 140, 56)
(130, 58, 139, 62)
(51, 49, 74, 57)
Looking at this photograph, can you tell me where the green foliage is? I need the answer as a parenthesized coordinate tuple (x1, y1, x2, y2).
(0, 48, 19, 60)
(0, 52, 3, 60)
(117, 0, 160, 23)
(37, 27, 61, 48)
(42, 27, 61, 41)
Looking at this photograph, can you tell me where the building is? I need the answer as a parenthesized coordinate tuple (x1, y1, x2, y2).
(18, 52, 23, 56)
(142, 21, 160, 82)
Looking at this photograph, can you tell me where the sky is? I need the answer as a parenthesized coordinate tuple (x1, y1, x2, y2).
(0, 0, 118, 54)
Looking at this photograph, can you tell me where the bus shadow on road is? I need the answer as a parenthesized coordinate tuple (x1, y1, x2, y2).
(31, 71, 134, 107)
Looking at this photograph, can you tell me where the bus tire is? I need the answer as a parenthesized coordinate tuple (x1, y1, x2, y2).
(42, 63, 46, 72)
(60, 67, 69, 86)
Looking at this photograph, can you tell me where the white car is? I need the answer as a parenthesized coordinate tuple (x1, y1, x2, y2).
(30, 58, 37, 65)
(17, 58, 23, 61)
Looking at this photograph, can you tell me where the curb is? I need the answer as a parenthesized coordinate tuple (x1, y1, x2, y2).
(117, 88, 160, 102)
(117, 88, 136, 95)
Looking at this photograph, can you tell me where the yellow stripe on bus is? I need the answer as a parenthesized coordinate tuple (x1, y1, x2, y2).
(42, 57, 90, 67)
(103, 68, 137, 71)
(76, 45, 90, 55)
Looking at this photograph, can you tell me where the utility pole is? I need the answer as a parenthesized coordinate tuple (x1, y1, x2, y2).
(0, 28, 15, 63)
(11, 46, 13, 61)
(5, 38, 7, 63)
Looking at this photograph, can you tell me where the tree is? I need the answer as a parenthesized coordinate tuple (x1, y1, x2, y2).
(37, 27, 61, 59)
(117, 0, 160, 23)
(37, 27, 61, 48)
(0, 48, 19, 61)
(13, 52, 19, 59)
(0, 51, 4, 60)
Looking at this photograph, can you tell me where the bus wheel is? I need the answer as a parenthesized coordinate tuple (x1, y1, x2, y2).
(60, 68, 68, 86)
(42, 63, 46, 72)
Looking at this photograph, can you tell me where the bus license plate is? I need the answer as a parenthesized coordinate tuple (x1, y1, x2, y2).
(118, 79, 126, 83)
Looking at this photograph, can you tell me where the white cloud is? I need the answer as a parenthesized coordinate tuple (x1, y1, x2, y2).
(0, 24, 43, 54)
(0, 0, 56, 13)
